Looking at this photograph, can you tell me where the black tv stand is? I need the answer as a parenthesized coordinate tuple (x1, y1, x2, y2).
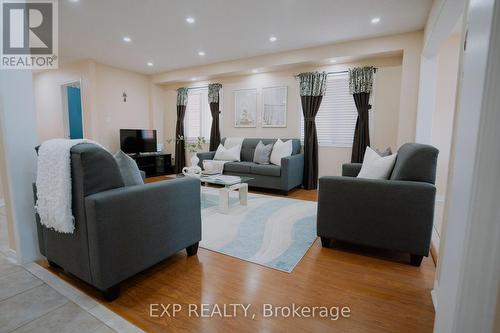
(129, 153, 172, 178)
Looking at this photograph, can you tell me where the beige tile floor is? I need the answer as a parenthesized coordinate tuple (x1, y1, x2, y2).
(0, 206, 143, 333)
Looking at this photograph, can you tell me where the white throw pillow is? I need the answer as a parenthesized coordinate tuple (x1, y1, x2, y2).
(270, 139, 293, 166)
(214, 144, 241, 161)
(357, 146, 397, 180)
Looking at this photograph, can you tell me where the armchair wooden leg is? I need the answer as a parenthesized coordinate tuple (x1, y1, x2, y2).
(186, 242, 199, 256)
(48, 260, 61, 269)
(320, 237, 330, 248)
(410, 254, 424, 266)
(102, 284, 120, 302)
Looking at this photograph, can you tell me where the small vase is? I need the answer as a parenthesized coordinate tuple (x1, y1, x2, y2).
(190, 154, 200, 167)
(182, 153, 202, 177)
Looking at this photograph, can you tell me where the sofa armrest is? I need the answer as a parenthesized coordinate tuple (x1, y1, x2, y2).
(317, 176, 436, 255)
(281, 153, 304, 191)
(342, 163, 362, 177)
(139, 170, 146, 181)
(84, 177, 201, 289)
(197, 151, 216, 169)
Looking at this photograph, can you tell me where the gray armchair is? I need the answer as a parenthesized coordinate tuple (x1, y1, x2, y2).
(317, 143, 439, 266)
(34, 144, 202, 300)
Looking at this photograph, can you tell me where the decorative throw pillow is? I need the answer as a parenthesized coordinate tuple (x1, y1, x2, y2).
(114, 150, 144, 186)
(376, 147, 393, 157)
(214, 144, 241, 161)
(357, 146, 397, 180)
(253, 141, 274, 164)
(270, 139, 293, 166)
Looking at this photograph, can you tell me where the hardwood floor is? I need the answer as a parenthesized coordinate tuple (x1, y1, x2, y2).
(39, 176, 435, 333)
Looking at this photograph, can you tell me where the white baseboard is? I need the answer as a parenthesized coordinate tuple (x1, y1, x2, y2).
(431, 281, 439, 311)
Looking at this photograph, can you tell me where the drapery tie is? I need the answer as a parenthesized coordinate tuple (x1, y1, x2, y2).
(304, 117, 316, 122)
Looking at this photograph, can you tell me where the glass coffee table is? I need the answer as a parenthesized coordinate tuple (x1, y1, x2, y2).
(177, 174, 253, 213)
(200, 175, 253, 213)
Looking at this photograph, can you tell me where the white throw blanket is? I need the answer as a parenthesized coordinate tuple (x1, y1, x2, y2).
(203, 160, 228, 174)
(203, 137, 244, 174)
(35, 139, 102, 234)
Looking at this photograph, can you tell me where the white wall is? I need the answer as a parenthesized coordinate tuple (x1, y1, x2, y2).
(33, 60, 94, 141)
(415, 56, 438, 144)
(162, 57, 403, 176)
(415, 0, 465, 144)
(0, 70, 40, 262)
(433, 0, 500, 331)
(94, 63, 153, 152)
(432, 34, 461, 198)
(0, 169, 4, 207)
(415, 0, 465, 263)
(155, 31, 422, 147)
(428, 33, 462, 259)
(33, 60, 165, 152)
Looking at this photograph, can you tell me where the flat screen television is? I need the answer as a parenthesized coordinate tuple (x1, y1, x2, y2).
(120, 129, 157, 155)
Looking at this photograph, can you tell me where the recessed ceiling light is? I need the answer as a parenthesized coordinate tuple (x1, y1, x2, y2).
(371, 17, 381, 24)
(191, 77, 197, 81)
(269, 36, 277, 42)
(198, 51, 205, 56)
(68, 0, 79, 2)
(329, 59, 337, 63)
(252, 69, 258, 73)
(186, 17, 195, 24)
(123, 36, 132, 43)
(147, 62, 153, 67)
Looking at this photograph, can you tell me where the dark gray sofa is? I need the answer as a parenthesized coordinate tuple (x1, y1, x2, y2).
(34, 143, 201, 301)
(317, 143, 439, 266)
(197, 138, 304, 193)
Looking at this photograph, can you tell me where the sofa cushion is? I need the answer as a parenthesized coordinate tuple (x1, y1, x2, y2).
(251, 164, 281, 177)
(223, 162, 254, 173)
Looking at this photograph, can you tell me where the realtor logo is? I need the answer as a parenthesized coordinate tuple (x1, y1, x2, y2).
(1, 0, 58, 69)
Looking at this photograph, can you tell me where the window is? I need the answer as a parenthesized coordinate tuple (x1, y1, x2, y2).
(184, 88, 213, 141)
(300, 73, 360, 147)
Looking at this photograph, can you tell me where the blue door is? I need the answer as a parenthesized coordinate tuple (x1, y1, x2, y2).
(67, 86, 83, 139)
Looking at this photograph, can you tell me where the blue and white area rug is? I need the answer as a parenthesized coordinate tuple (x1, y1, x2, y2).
(200, 188, 317, 273)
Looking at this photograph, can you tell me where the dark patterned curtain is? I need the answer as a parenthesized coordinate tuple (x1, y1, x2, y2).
(174, 87, 188, 173)
(208, 83, 222, 151)
(297, 71, 328, 190)
(349, 66, 375, 163)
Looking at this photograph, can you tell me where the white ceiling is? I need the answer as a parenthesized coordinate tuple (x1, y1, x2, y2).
(59, 0, 432, 74)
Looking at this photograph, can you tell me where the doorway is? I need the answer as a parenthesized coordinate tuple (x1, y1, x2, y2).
(61, 81, 84, 139)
